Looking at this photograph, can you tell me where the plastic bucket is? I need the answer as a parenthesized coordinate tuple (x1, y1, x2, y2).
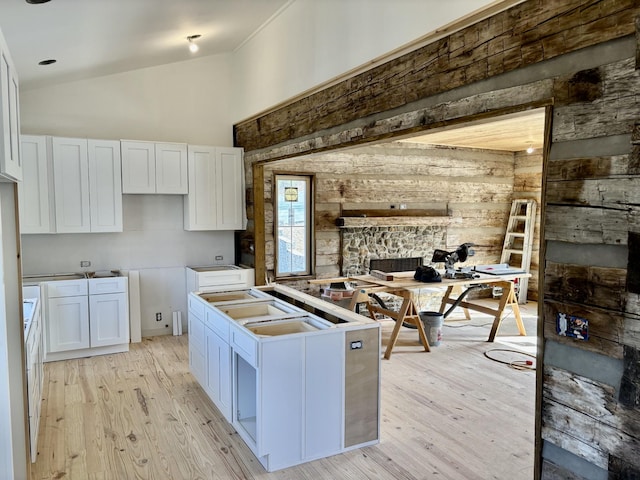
(419, 311, 444, 347)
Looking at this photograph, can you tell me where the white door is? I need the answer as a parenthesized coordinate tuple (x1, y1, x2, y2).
(88, 139, 123, 232)
(184, 145, 217, 230)
(155, 143, 188, 194)
(52, 137, 90, 233)
(47, 296, 90, 352)
(121, 141, 155, 193)
(18, 135, 52, 234)
(216, 147, 243, 230)
(89, 293, 129, 347)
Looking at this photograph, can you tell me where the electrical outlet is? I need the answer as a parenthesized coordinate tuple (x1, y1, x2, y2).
(80, 260, 91, 267)
(215, 255, 223, 261)
(399, 203, 407, 210)
(156, 312, 162, 322)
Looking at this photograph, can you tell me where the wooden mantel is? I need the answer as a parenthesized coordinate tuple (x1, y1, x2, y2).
(336, 215, 456, 228)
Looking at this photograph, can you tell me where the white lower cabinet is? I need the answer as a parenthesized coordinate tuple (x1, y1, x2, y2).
(89, 292, 128, 347)
(44, 277, 129, 361)
(205, 326, 232, 422)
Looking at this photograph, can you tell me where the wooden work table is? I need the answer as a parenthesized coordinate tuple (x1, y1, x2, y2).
(311, 270, 530, 359)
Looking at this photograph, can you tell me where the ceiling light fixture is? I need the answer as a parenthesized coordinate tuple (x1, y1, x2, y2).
(26, 0, 52, 4)
(38, 59, 57, 66)
(187, 35, 201, 53)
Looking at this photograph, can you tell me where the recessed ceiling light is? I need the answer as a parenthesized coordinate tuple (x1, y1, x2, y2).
(38, 59, 56, 65)
(26, 0, 52, 4)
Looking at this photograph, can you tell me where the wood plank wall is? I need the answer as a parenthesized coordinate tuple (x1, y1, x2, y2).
(264, 143, 541, 300)
(235, 1, 640, 478)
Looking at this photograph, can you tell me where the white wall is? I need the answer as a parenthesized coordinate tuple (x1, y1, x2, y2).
(231, 0, 503, 121)
(20, 53, 235, 145)
(21, 195, 235, 336)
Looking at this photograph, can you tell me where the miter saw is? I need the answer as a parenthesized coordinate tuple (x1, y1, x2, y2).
(431, 243, 477, 279)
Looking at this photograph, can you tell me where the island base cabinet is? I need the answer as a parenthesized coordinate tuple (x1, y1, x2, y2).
(233, 333, 346, 472)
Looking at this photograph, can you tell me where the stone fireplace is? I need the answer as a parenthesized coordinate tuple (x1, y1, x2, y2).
(340, 225, 447, 275)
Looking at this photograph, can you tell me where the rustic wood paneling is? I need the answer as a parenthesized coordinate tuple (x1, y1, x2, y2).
(552, 58, 640, 143)
(546, 154, 631, 180)
(542, 366, 640, 471)
(235, 1, 639, 152)
(544, 261, 627, 311)
(544, 205, 629, 245)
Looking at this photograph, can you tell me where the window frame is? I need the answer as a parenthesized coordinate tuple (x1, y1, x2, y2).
(273, 173, 314, 279)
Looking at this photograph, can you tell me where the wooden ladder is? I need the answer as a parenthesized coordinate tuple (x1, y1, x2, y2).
(499, 199, 536, 304)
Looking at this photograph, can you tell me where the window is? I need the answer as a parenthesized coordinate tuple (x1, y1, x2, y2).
(275, 175, 312, 277)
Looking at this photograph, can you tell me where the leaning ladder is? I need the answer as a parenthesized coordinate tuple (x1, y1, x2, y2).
(499, 199, 536, 304)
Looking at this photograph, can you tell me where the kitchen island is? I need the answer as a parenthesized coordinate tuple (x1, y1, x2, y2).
(187, 284, 380, 472)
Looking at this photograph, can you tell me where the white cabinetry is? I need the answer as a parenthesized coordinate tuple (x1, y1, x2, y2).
(18, 135, 53, 233)
(0, 34, 22, 182)
(88, 140, 123, 232)
(45, 279, 90, 352)
(184, 146, 243, 230)
(51, 137, 90, 233)
(121, 140, 188, 194)
(188, 295, 206, 384)
(19, 136, 123, 234)
(24, 290, 44, 464)
(88, 277, 129, 347)
(188, 288, 381, 472)
(186, 265, 254, 294)
(44, 277, 129, 362)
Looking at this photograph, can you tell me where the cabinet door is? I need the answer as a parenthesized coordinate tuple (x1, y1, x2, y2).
(18, 135, 54, 234)
(89, 292, 129, 347)
(216, 147, 243, 230)
(121, 141, 155, 193)
(6, 66, 21, 181)
(155, 143, 188, 194)
(88, 140, 123, 232)
(184, 145, 217, 230)
(47, 296, 90, 352)
(205, 326, 232, 422)
(0, 47, 21, 182)
(52, 137, 90, 233)
(188, 312, 206, 384)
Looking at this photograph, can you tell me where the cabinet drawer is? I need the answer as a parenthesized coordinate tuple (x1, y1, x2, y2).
(46, 279, 87, 298)
(198, 270, 249, 288)
(188, 294, 205, 320)
(230, 324, 258, 368)
(205, 308, 229, 342)
(88, 277, 127, 295)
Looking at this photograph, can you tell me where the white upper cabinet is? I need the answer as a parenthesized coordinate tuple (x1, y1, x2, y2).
(184, 145, 243, 231)
(19, 135, 54, 234)
(0, 32, 22, 182)
(52, 137, 91, 233)
(121, 140, 187, 194)
(21, 136, 123, 234)
(88, 140, 123, 232)
(216, 147, 243, 230)
(156, 143, 188, 194)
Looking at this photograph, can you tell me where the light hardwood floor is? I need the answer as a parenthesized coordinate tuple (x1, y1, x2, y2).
(30, 300, 537, 480)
